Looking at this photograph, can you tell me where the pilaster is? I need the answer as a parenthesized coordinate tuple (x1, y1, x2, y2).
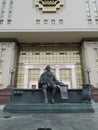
(0, 42, 18, 88)
(81, 41, 98, 87)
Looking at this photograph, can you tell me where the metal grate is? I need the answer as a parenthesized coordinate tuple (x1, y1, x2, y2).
(37, 128, 52, 130)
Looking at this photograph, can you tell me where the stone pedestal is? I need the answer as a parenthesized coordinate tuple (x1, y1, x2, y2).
(82, 84, 91, 101)
(3, 88, 93, 113)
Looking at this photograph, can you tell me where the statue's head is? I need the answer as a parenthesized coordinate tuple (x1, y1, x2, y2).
(45, 65, 51, 71)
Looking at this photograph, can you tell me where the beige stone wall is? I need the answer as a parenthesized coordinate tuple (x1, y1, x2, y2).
(0, 0, 98, 30)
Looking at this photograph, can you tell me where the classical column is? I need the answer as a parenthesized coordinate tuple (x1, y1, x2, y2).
(81, 42, 98, 87)
(1, 42, 18, 88)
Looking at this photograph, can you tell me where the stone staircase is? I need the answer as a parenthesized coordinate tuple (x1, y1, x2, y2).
(4, 102, 94, 113)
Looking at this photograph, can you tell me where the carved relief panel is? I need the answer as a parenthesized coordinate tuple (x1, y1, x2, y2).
(35, 0, 64, 13)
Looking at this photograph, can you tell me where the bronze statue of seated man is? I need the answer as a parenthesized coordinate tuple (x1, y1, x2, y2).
(38, 65, 64, 104)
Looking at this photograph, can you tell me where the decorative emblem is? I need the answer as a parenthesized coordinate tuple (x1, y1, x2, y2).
(35, 0, 64, 13)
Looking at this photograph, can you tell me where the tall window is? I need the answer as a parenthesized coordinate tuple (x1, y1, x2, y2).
(85, 0, 92, 24)
(85, 0, 91, 17)
(0, 0, 6, 24)
(92, 0, 98, 17)
(7, 0, 13, 24)
(60, 68, 72, 87)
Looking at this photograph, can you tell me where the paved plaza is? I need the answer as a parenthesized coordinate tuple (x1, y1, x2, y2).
(0, 103, 98, 130)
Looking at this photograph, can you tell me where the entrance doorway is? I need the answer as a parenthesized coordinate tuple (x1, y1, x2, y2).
(24, 63, 76, 89)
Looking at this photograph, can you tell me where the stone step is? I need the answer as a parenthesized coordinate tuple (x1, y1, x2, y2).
(4, 103, 94, 113)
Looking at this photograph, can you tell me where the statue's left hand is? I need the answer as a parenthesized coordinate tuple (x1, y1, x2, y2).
(59, 82, 65, 86)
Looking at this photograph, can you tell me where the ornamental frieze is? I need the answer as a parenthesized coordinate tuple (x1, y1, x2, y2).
(35, 0, 64, 13)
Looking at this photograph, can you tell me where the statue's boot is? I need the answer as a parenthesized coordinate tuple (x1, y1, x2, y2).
(42, 86, 48, 104)
(44, 98, 48, 104)
(51, 98, 55, 104)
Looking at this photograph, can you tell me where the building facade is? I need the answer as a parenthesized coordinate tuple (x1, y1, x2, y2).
(0, 0, 98, 90)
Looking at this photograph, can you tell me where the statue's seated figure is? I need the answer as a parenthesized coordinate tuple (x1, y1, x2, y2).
(38, 65, 66, 104)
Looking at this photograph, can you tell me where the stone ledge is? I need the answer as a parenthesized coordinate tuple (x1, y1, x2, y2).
(3, 103, 94, 113)
(10, 88, 84, 103)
